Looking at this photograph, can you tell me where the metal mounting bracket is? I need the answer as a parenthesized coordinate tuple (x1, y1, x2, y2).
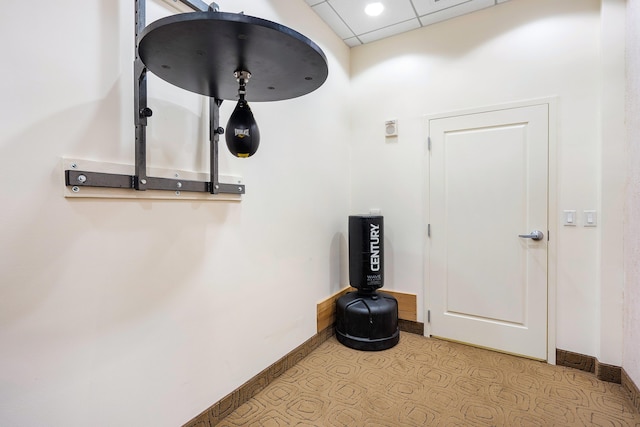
(63, 0, 245, 197)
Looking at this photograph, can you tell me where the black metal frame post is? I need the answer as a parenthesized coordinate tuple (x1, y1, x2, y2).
(64, 0, 245, 196)
(134, 0, 148, 191)
(210, 98, 222, 194)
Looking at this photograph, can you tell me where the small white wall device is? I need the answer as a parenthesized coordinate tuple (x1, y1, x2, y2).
(385, 119, 398, 137)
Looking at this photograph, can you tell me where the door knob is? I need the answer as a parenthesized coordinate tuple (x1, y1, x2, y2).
(518, 230, 544, 241)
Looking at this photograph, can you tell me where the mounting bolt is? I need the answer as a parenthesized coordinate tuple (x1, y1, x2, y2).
(140, 179, 147, 185)
(238, 186, 242, 192)
(174, 173, 179, 178)
(72, 186, 80, 193)
(175, 191, 181, 196)
(77, 174, 87, 184)
(215, 184, 219, 189)
(139, 107, 153, 118)
(71, 163, 78, 169)
(215, 127, 224, 135)
(176, 182, 182, 188)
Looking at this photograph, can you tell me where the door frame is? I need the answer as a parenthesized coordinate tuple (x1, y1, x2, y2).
(423, 97, 558, 364)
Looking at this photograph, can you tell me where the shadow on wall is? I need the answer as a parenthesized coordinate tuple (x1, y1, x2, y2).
(329, 232, 348, 295)
(146, 94, 210, 172)
(0, 75, 236, 332)
(384, 234, 395, 289)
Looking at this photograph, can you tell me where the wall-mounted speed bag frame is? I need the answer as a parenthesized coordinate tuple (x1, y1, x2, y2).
(63, 0, 328, 196)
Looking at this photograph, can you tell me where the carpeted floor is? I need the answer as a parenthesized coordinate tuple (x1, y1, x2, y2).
(217, 332, 640, 426)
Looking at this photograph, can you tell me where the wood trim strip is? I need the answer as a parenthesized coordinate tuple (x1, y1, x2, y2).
(392, 290, 418, 322)
(596, 361, 622, 383)
(556, 348, 622, 384)
(398, 319, 424, 335)
(316, 287, 352, 332)
(316, 287, 418, 333)
(183, 327, 335, 427)
(622, 368, 640, 412)
(556, 349, 595, 373)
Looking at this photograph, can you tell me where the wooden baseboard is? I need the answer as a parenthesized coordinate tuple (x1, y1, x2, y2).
(186, 331, 632, 426)
(183, 327, 335, 427)
(596, 360, 622, 383)
(556, 349, 595, 373)
(556, 348, 622, 384)
(316, 286, 418, 332)
(183, 317, 425, 427)
(622, 368, 640, 412)
(399, 318, 425, 335)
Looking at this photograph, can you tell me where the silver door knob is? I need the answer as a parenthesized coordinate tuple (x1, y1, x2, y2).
(518, 230, 544, 241)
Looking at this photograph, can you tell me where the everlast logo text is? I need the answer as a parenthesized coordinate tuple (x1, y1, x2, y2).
(235, 128, 250, 138)
(370, 223, 380, 271)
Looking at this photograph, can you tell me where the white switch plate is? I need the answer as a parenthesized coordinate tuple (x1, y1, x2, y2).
(563, 210, 577, 226)
(584, 210, 597, 227)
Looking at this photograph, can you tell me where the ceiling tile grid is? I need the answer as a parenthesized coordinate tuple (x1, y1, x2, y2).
(305, 0, 509, 46)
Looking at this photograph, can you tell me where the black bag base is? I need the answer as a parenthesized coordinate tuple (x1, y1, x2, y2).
(335, 291, 400, 351)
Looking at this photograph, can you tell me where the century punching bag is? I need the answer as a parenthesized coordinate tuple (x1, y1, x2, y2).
(349, 215, 384, 293)
(336, 215, 399, 351)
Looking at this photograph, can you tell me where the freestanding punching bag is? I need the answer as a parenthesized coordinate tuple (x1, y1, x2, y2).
(336, 215, 399, 351)
(348, 215, 384, 294)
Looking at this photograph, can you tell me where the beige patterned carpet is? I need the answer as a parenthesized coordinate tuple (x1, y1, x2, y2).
(217, 332, 640, 426)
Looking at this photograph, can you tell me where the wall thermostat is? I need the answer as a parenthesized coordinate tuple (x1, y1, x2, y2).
(385, 119, 398, 137)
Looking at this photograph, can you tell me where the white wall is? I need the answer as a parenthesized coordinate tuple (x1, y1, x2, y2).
(350, 0, 625, 363)
(624, 0, 640, 388)
(0, 0, 635, 425)
(598, 0, 626, 370)
(0, 1, 351, 426)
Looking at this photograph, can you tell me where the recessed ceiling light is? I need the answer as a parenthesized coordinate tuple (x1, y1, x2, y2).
(364, 2, 384, 17)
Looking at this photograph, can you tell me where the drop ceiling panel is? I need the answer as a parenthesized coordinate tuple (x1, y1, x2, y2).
(311, 2, 355, 39)
(412, 0, 475, 16)
(328, 0, 417, 35)
(306, 0, 508, 46)
(419, 0, 495, 26)
(358, 19, 421, 44)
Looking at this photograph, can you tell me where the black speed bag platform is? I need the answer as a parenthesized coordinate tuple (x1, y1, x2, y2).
(138, 11, 329, 102)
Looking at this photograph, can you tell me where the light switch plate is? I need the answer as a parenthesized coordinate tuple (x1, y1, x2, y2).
(584, 210, 597, 227)
(563, 210, 577, 226)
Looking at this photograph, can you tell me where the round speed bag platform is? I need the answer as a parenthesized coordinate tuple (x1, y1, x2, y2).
(336, 291, 399, 351)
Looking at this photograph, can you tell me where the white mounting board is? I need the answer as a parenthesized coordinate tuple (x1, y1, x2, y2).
(62, 158, 243, 201)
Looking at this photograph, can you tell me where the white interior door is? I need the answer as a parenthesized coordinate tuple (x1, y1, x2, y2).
(428, 104, 548, 360)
